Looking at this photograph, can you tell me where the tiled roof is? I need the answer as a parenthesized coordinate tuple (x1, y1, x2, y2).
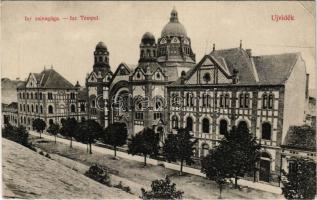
(170, 48, 300, 86)
(19, 69, 75, 89)
(283, 125, 316, 151)
(253, 53, 299, 85)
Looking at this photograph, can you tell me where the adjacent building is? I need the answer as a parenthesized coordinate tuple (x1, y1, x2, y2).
(16, 68, 87, 130)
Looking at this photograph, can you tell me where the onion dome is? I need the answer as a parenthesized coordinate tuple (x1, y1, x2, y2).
(96, 41, 107, 50)
(141, 32, 156, 45)
(161, 8, 187, 37)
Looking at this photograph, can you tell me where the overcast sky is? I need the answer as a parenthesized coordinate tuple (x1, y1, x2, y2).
(2, 1, 315, 88)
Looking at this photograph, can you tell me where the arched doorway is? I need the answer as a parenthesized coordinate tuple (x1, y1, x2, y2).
(219, 119, 228, 135)
(186, 117, 193, 132)
(259, 152, 271, 182)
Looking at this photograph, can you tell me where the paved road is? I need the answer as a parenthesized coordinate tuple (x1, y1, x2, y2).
(29, 131, 282, 194)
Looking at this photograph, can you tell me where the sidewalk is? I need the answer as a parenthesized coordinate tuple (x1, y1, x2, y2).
(29, 131, 282, 194)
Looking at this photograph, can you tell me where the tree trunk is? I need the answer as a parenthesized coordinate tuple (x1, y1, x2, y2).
(114, 146, 117, 158)
(180, 159, 184, 175)
(87, 143, 89, 153)
(219, 184, 223, 199)
(55, 135, 56, 144)
(144, 155, 147, 166)
(234, 176, 238, 189)
(70, 136, 73, 148)
(39, 131, 41, 138)
(89, 141, 92, 154)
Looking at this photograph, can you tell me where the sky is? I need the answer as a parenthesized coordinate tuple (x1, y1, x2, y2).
(1, 1, 315, 88)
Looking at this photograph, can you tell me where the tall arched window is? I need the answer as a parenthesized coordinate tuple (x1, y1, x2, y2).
(27, 105, 30, 112)
(262, 122, 272, 140)
(40, 105, 43, 114)
(262, 94, 268, 109)
(172, 115, 179, 129)
(186, 117, 193, 132)
(219, 94, 224, 107)
(31, 105, 34, 113)
(36, 105, 38, 113)
(91, 100, 96, 108)
(70, 104, 76, 113)
(186, 93, 190, 106)
(225, 93, 230, 108)
(239, 93, 244, 108)
(202, 118, 210, 133)
(268, 94, 274, 109)
(48, 105, 53, 114)
(219, 119, 228, 135)
(80, 104, 85, 112)
(244, 93, 250, 108)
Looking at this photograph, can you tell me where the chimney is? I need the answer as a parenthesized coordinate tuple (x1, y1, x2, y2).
(306, 74, 309, 98)
(246, 49, 252, 57)
(212, 43, 215, 52)
(239, 40, 242, 49)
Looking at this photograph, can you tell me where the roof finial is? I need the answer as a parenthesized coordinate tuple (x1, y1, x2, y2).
(213, 43, 215, 51)
(170, 7, 178, 22)
(240, 40, 242, 49)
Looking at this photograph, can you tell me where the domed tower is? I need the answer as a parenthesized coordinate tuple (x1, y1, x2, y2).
(157, 8, 196, 77)
(139, 32, 157, 63)
(93, 41, 110, 72)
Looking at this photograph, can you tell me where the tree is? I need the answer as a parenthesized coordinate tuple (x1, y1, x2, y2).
(222, 125, 261, 188)
(102, 122, 128, 158)
(76, 119, 103, 154)
(60, 117, 78, 148)
(163, 128, 197, 175)
(128, 127, 160, 166)
(47, 122, 60, 143)
(141, 176, 183, 199)
(15, 125, 29, 147)
(32, 118, 46, 138)
(201, 145, 232, 199)
(282, 157, 316, 200)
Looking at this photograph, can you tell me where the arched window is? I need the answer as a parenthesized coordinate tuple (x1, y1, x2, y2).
(27, 93, 29, 99)
(262, 94, 268, 109)
(70, 93, 75, 99)
(48, 105, 53, 114)
(202, 118, 210, 133)
(27, 105, 30, 112)
(31, 93, 33, 99)
(207, 94, 211, 107)
(244, 93, 250, 108)
(80, 104, 85, 112)
(268, 94, 274, 109)
(35, 93, 38, 99)
(219, 119, 228, 135)
(99, 57, 103, 62)
(70, 104, 76, 113)
(186, 93, 190, 106)
(91, 100, 96, 108)
(262, 122, 272, 140)
(40, 105, 43, 114)
(49, 119, 53, 125)
(225, 93, 230, 108)
(20, 104, 22, 111)
(36, 105, 38, 113)
(186, 117, 193, 132)
(238, 120, 248, 130)
(202, 94, 206, 107)
(239, 93, 244, 108)
(219, 94, 224, 107)
(23, 117, 26, 124)
(146, 49, 151, 57)
(172, 115, 179, 129)
(39, 92, 42, 100)
(31, 105, 34, 113)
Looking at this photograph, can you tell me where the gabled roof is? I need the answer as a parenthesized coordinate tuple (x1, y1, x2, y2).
(253, 53, 299, 85)
(283, 125, 316, 151)
(19, 69, 75, 89)
(170, 47, 301, 86)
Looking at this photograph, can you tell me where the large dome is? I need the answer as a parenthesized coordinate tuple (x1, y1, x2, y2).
(161, 8, 187, 37)
(96, 41, 107, 50)
(141, 32, 156, 45)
